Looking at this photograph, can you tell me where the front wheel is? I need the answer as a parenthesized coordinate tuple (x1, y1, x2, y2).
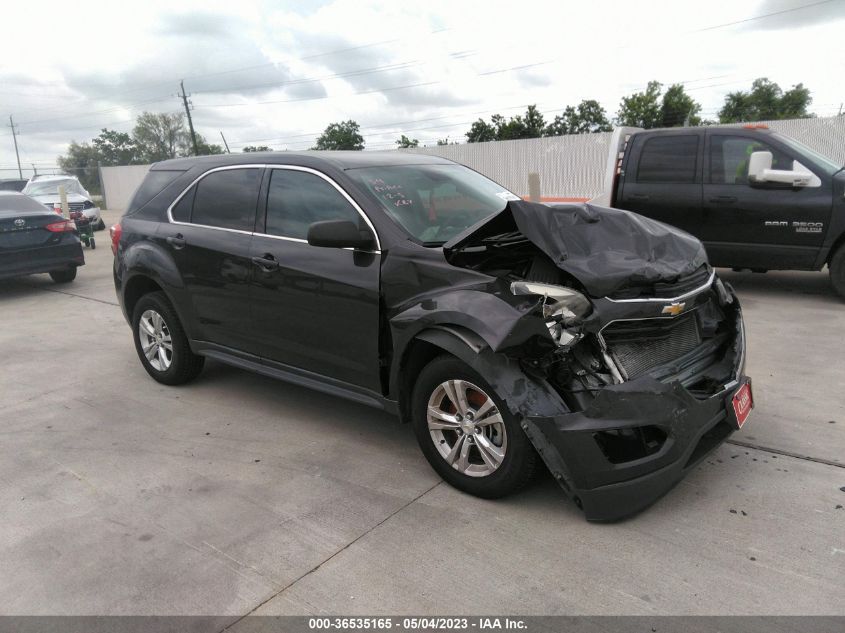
(131, 292, 204, 385)
(830, 245, 845, 299)
(411, 355, 537, 498)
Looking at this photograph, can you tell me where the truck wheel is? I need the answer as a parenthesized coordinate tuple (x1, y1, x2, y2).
(132, 291, 204, 385)
(411, 355, 537, 498)
(49, 268, 76, 283)
(830, 245, 845, 299)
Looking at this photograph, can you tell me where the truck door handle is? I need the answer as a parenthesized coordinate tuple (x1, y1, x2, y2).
(708, 196, 737, 204)
(166, 234, 186, 249)
(629, 194, 650, 201)
(251, 254, 279, 272)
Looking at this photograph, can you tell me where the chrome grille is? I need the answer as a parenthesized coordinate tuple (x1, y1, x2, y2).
(603, 312, 701, 380)
(43, 202, 86, 211)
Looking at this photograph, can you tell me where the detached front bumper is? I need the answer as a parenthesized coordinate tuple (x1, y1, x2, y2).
(523, 300, 749, 522)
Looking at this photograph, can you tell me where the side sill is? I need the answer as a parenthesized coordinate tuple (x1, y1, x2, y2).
(192, 341, 398, 415)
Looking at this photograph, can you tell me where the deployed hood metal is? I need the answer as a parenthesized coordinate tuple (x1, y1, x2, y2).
(444, 200, 709, 298)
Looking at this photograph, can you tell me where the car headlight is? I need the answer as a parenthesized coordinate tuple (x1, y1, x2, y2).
(510, 281, 592, 347)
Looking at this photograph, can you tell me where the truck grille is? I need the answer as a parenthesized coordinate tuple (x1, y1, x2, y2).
(602, 311, 702, 379)
(43, 202, 86, 212)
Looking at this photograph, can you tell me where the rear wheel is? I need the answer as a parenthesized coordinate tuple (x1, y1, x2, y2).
(830, 245, 845, 299)
(411, 355, 537, 498)
(95, 218, 106, 231)
(131, 291, 204, 385)
(49, 267, 76, 283)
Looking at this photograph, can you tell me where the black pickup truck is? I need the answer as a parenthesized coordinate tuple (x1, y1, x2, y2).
(595, 125, 845, 296)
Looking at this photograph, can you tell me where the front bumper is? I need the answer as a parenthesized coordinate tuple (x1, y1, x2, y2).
(523, 296, 749, 522)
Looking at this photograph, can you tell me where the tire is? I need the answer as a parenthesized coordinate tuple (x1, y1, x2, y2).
(95, 218, 106, 231)
(49, 267, 76, 283)
(830, 245, 845, 299)
(90, 237, 96, 249)
(131, 291, 204, 385)
(411, 355, 537, 498)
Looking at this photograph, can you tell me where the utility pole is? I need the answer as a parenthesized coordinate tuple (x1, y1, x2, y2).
(8, 115, 22, 179)
(220, 131, 231, 153)
(179, 80, 199, 156)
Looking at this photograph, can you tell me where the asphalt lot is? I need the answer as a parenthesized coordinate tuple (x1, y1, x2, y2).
(1, 208, 843, 618)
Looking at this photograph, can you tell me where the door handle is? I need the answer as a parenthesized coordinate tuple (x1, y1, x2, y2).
(166, 234, 186, 249)
(708, 196, 737, 204)
(251, 254, 279, 272)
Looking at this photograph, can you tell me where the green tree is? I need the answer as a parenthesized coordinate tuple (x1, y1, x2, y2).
(660, 84, 702, 127)
(616, 81, 663, 128)
(718, 78, 813, 123)
(436, 137, 458, 145)
(92, 128, 141, 164)
(466, 119, 496, 143)
(194, 133, 225, 156)
(546, 100, 612, 135)
(242, 145, 273, 152)
(56, 141, 101, 194)
(312, 120, 364, 150)
(466, 105, 546, 142)
(395, 135, 419, 148)
(132, 112, 189, 162)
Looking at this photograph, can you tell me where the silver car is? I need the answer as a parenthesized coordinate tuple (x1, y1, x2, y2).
(23, 175, 104, 230)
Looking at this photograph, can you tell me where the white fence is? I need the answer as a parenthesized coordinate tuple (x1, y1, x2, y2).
(101, 115, 845, 211)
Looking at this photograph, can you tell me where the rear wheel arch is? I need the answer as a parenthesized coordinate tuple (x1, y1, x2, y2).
(123, 275, 165, 321)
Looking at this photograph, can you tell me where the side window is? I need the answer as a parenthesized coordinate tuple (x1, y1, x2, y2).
(265, 169, 360, 240)
(710, 136, 794, 185)
(636, 136, 699, 183)
(191, 168, 260, 231)
(171, 186, 195, 222)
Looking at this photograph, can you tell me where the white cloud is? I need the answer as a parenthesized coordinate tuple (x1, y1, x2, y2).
(0, 0, 843, 171)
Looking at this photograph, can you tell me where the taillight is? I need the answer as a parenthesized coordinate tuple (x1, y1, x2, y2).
(45, 219, 76, 232)
(110, 223, 122, 255)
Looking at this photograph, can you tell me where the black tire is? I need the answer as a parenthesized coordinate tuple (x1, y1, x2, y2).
(49, 267, 76, 283)
(95, 218, 106, 231)
(90, 237, 96, 249)
(830, 245, 845, 299)
(411, 355, 538, 499)
(131, 291, 204, 385)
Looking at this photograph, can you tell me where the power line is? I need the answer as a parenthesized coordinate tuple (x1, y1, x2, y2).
(693, 0, 839, 32)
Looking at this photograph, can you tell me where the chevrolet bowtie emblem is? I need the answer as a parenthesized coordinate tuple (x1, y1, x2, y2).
(661, 302, 686, 316)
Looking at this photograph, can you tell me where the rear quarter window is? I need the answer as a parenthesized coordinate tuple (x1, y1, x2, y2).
(636, 136, 699, 184)
(127, 170, 186, 214)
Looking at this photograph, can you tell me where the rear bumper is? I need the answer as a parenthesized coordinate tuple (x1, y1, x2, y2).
(523, 303, 749, 522)
(0, 243, 85, 280)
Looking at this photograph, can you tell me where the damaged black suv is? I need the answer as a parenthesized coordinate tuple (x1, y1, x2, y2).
(113, 152, 752, 521)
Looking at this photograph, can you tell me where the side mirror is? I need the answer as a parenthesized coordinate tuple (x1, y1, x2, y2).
(748, 150, 813, 187)
(307, 220, 375, 249)
(747, 151, 772, 183)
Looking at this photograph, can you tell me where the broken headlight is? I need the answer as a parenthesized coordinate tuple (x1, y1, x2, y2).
(510, 281, 592, 347)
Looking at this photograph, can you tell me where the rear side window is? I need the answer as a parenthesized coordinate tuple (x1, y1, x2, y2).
(265, 169, 360, 240)
(191, 168, 260, 231)
(636, 136, 699, 183)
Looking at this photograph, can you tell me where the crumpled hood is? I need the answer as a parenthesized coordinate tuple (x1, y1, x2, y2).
(444, 200, 709, 298)
(29, 193, 90, 204)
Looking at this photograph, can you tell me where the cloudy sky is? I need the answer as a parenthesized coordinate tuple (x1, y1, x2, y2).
(0, 0, 843, 175)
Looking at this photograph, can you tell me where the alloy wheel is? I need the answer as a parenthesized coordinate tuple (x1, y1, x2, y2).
(138, 309, 173, 371)
(426, 379, 507, 478)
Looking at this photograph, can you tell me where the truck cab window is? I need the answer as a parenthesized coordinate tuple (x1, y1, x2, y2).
(710, 136, 793, 185)
(636, 136, 699, 184)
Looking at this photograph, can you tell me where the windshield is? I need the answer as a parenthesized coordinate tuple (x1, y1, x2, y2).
(347, 164, 517, 244)
(772, 133, 841, 175)
(23, 178, 86, 197)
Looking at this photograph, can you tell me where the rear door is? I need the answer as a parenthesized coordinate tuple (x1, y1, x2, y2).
(701, 131, 832, 269)
(248, 166, 382, 392)
(159, 166, 261, 352)
(617, 131, 704, 235)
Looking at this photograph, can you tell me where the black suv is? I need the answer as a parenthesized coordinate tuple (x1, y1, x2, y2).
(114, 152, 751, 521)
